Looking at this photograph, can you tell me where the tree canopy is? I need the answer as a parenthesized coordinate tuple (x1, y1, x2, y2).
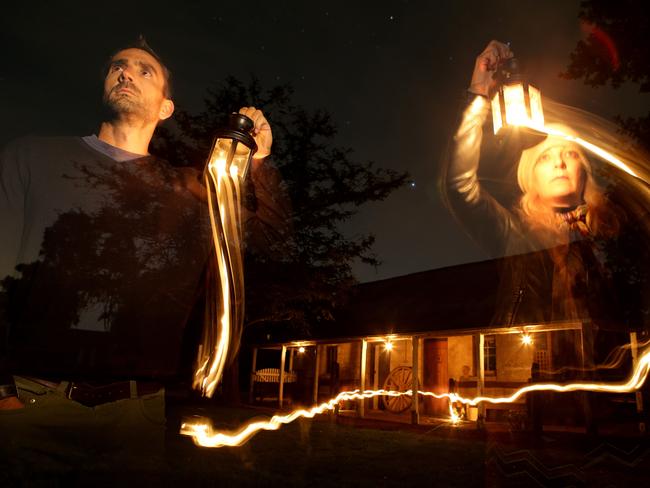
(562, 0, 650, 148)
(152, 77, 407, 337)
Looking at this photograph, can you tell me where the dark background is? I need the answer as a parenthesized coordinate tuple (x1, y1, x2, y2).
(2, 0, 648, 282)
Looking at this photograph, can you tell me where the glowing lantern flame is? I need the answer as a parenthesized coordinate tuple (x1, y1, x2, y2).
(491, 57, 544, 135)
(492, 83, 544, 135)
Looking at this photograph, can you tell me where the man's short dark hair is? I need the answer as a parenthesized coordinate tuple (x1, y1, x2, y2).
(104, 35, 173, 99)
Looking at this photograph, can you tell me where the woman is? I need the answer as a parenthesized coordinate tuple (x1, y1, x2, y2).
(445, 40, 626, 372)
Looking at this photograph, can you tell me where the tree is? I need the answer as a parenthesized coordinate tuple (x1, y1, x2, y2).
(562, 0, 650, 149)
(1, 157, 209, 377)
(151, 77, 407, 337)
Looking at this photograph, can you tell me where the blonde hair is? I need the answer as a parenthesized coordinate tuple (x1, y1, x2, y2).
(515, 124, 619, 239)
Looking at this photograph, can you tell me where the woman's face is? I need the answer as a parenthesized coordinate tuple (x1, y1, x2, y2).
(532, 143, 586, 208)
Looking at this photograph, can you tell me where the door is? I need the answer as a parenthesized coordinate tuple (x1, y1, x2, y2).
(423, 338, 448, 415)
(373, 343, 392, 409)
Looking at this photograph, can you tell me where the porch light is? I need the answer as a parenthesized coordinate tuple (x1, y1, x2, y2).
(206, 113, 258, 180)
(384, 341, 394, 352)
(298, 346, 306, 354)
(491, 57, 544, 135)
(521, 333, 533, 346)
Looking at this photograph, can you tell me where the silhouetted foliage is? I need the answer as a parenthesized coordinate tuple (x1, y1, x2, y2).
(151, 77, 408, 335)
(1, 158, 209, 377)
(562, 0, 650, 149)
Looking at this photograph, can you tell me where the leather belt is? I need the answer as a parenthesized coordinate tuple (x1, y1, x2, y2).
(64, 381, 163, 407)
(24, 377, 164, 407)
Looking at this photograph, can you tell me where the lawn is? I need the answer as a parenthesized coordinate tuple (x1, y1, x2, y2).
(164, 405, 487, 487)
(10, 403, 650, 487)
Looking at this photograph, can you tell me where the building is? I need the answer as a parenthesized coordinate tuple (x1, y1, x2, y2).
(245, 253, 642, 430)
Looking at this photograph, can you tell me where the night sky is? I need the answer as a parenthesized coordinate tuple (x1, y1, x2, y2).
(2, 0, 649, 282)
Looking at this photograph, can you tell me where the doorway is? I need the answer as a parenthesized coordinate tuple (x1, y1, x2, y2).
(423, 338, 448, 416)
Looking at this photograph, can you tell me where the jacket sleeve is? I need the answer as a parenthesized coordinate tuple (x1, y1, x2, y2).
(0, 140, 28, 392)
(445, 95, 521, 258)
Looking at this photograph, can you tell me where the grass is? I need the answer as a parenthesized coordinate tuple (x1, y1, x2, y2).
(7, 403, 649, 487)
(164, 406, 487, 487)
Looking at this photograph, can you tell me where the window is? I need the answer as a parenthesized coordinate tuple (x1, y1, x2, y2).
(484, 335, 496, 375)
(472, 335, 497, 375)
(326, 346, 338, 377)
(533, 332, 551, 373)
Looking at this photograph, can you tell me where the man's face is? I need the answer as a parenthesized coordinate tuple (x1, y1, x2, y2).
(533, 142, 586, 208)
(102, 48, 171, 123)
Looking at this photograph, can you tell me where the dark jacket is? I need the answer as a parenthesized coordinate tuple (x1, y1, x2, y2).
(444, 96, 643, 371)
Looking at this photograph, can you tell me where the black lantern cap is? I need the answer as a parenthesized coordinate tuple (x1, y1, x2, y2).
(229, 113, 255, 133)
(213, 113, 258, 154)
(492, 57, 524, 89)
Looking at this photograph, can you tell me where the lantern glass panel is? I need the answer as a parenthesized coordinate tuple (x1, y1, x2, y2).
(208, 138, 234, 174)
(503, 83, 527, 127)
(527, 85, 544, 130)
(491, 93, 503, 135)
(231, 143, 252, 180)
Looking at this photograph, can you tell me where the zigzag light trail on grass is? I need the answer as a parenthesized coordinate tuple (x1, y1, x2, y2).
(181, 346, 650, 448)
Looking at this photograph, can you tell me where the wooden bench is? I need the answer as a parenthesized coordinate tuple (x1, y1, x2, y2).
(253, 368, 297, 402)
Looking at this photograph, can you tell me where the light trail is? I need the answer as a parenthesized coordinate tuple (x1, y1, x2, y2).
(544, 126, 638, 178)
(181, 389, 407, 448)
(181, 346, 650, 448)
(517, 119, 640, 179)
(537, 338, 650, 376)
(192, 155, 246, 398)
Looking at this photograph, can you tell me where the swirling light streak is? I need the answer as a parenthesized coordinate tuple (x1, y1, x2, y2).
(446, 344, 649, 406)
(181, 389, 406, 448)
(514, 119, 640, 179)
(192, 155, 245, 398)
(546, 126, 638, 178)
(538, 337, 650, 376)
(181, 347, 650, 448)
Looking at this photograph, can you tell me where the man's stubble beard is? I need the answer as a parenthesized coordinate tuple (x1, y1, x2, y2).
(101, 89, 156, 124)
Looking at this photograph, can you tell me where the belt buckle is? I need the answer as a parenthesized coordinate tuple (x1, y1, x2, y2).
(66, 382, 77, 400)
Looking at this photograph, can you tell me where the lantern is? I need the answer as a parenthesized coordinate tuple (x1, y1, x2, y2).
(206, 113, 258, 180)
(194, 113, 257, 398)
(491, 58, 544, 135)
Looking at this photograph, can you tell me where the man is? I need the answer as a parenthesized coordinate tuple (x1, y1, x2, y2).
(0, 38, 272, 479)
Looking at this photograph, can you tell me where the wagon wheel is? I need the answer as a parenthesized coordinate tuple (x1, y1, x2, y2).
(381, 366, 413, 413)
